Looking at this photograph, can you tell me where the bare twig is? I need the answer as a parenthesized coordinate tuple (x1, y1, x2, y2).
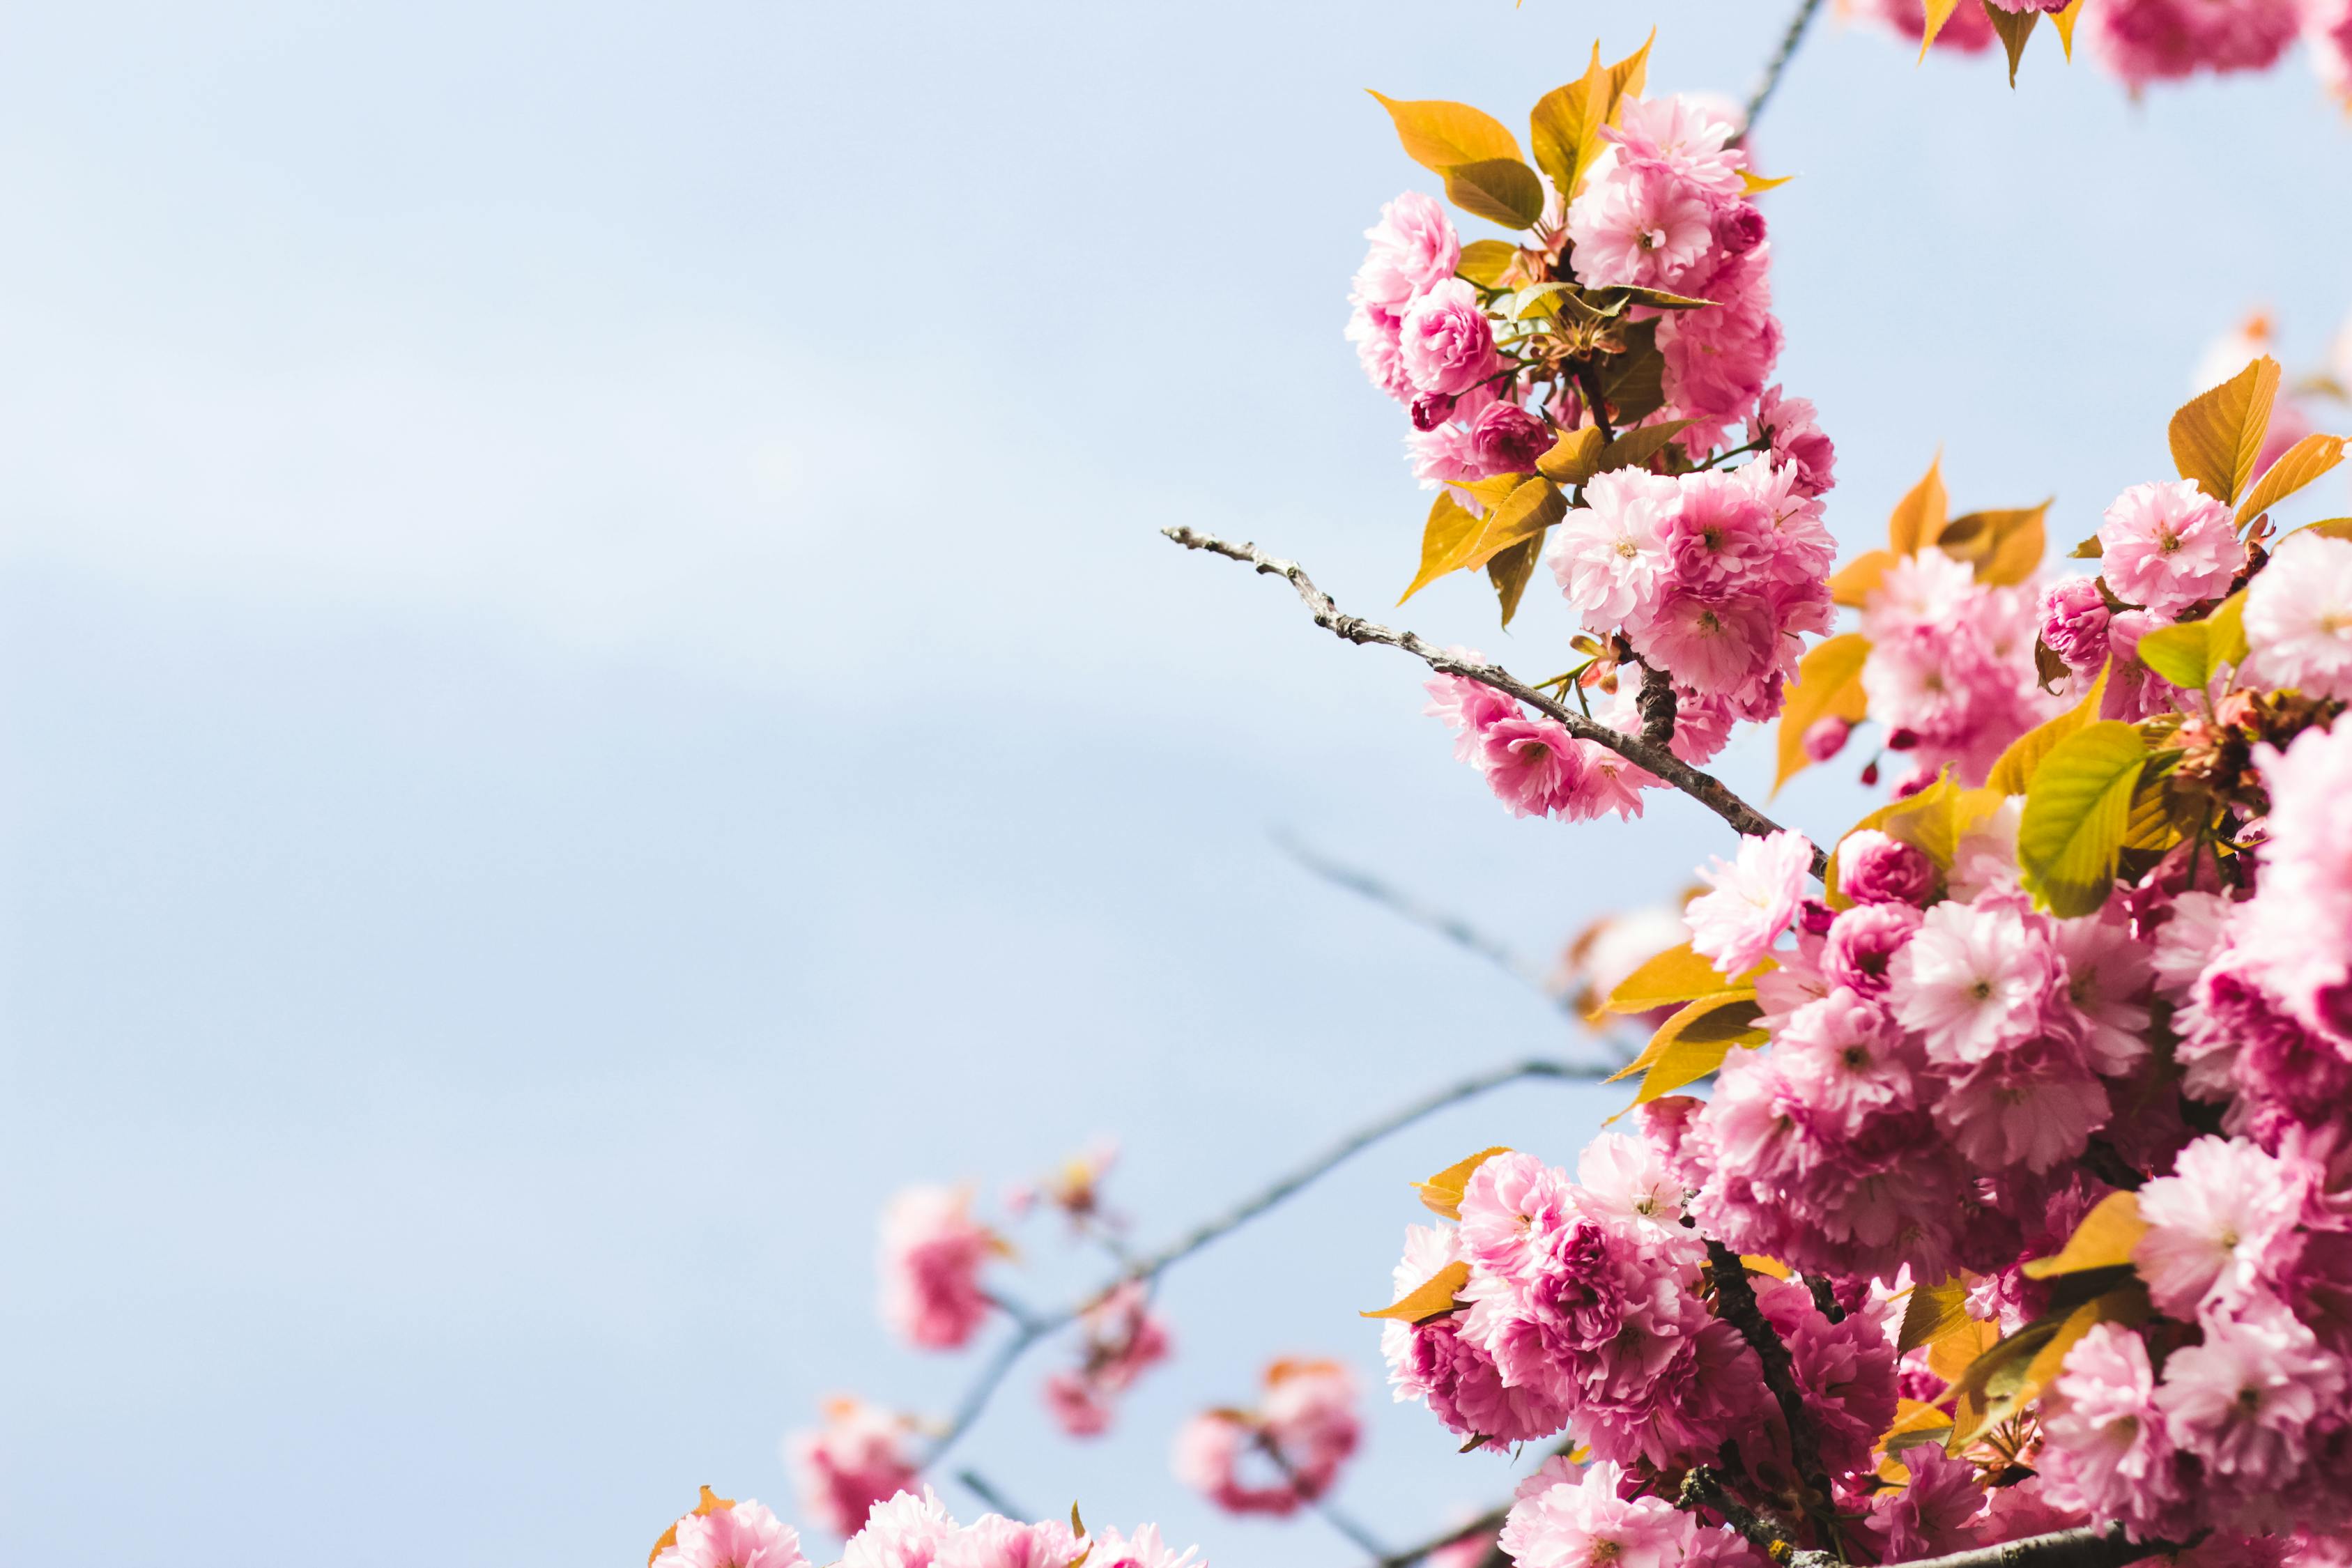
(1275, 832, 1590, 1016)
(916, 1056, 1615, 1472)
(1705, 1240, 1831, 1520)
(1256, 1431, 1394, 1560)
(1371, 1505, 1509, 1568)
(1740, 0, 1829, 138)
(954, 1468, 1033, 1523)
(1160, 527, 1824, 879)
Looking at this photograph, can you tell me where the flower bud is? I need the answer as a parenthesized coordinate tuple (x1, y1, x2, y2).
(1801, 715, 1852, 763)
(1410, 391, 1457, 432)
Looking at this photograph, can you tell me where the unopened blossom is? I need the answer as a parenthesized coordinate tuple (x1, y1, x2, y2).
(1838, 829, 1936, 907)
(1470, 402, 1554, 473)
(1686, 829, 1814, 979)
(2098, 479, 2242, 616)
(1399, 280, 1502, 399)
(654, 1496, 808, 1568)
(2039, 577, 2114, 676)
(2133, 1136, 2307, 1319)
(787, 1398, 921, 1539)
(879, 1187, 997, 1351)
(1821, 902, 1923, 999)
(2245, 530, 2352, 700)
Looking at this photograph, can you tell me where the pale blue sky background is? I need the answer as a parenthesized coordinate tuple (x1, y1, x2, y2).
(3, 3, 2349, 1564)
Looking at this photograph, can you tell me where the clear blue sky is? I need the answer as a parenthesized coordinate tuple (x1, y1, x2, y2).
(3, 4, 2349, 1565)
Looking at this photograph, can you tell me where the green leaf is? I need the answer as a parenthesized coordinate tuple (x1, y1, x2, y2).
(1441, 157, 1546, 229)
(1365, 93, 1521, 174)
(1588, 284, 1715, 312)
(1455, 240, 1519, 288)
(2017, 722, 2149, 917)
(1986, 661, 2110, 795)
(2170, 356, 2281, 505)
(2135, 620, 2216, 691)
(2236, 431, 2349, 526)
(1774, 631, 1872, 795)
(2207, 589, 2250, 668)
(1983, 1, 2039, 85)
(1595, 318, 1666, 426)
(1898, 1277, 1972, 1355)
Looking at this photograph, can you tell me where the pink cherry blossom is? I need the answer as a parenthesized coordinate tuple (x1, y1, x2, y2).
(1748, 386, 1835, 499)
(1353, 192, 1462, 312)
(2097, 479, 2243, 617)
(2085, 0, 2301, 85)
(1552, 470, 1676, 625)
(2153, 1294, 2346, 1491)
(655, 1498, 809, 1568)
(1567, 163, 1718, 291)
(1889, 901, 2056, 1067)
(879, 1187, 997, 1351)
(935, 1516, 1084, 1568)
(1042, 1280, 1169, 1437)
(1865, 1443, 1984, 1560)
(2133, 1136, 2307, 1319)
(1478, 716, 1591, 819)
(2041, 1324, 2189, 1539)
(2244, 530, 2352, 700)
(789, 1399, 922, 1539)
(1686, 829, 1815, 980)
(1837, 830, 1937, 907)
(2039, 577, 2114, 677)
(1500, 1459, 1707, 1568)
(1399, 280, 1502, 398)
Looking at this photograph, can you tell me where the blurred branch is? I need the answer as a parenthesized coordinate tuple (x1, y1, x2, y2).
(917, 1056, 1613, 1470)
(1371, 1505, 1509, 1568)
(1275, 831, 1574, 1012)
(1740, 0, 1828, 137)
(1160, 528, 1824, 879)
(954, 1468, 1033, 1523)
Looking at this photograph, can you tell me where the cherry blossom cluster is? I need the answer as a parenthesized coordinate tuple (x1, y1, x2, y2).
(1172, 1358, 1362, 1516)
(1852, 546, 2058, 789)
(1859, 0, 2352, 95)
(650, 1487, 1203, 1568)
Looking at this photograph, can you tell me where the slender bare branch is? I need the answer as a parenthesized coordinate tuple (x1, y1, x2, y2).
(916, 1056, 1615, 1472)
(1160, 527, 1824, 880)
(1371, 1504, 1509, 1568)
(1740, 0, 1829, 137)
(954, 1468, 1034, 1523)
(1256, 1431, 1394, 1560)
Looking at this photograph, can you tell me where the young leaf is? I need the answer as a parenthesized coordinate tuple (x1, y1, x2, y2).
(2206, 589, 2249, 669)
(1774, 631, 1873, 794)
(1983, 1, 2039, 85)
(1538, 426, 1606, 486)
(1442, 157, 1547, 229)
(1739, 169, 1793, 194)
(1936, 503, 2049, 586)
(1898, 1276, 1972, 1355)
(1607, 994, 1767, 1111)
(2051, 0, 2086, 57)
(1592, 286, 1716, 312)
(2236, 431, 2349, 526)
(1362, 1259, 1471, 1322)
(2017, 721, 2149, 917)
(1926, 1313, 2002, 1385)
(1827, 549, 1899, 608)
(1880, 1399, 1956, 1456)
(1886, 456, 1949, 557)
(1415, 1147, 1514, 1221)
(1527, 33, 1652, 200)
(1366, 93, 1523, 174)
(1597, 319, 1667, 426)
(1475, 477, 1568, 569)
(2169, 356, 2282, 505)
(1918, 0, 1965, 56)
(1400, 491, 1484, 603)
(2022, 1190, 2147, 1278)
(1456, 239, 1519, 287)
(1487, 532, 1544, 627)
(1602, 939, 1766, 1011)
(2135, 619, 2216, 691)
(1986, 661, 2111, 795)
(1594, 418, 1698, 477)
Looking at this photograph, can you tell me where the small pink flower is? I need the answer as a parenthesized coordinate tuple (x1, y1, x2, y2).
(1043, 1280, 1170, 1437)
(2085, 0, 2300, 85)
(1551, 469, 1677, 626)
(788, 1399, 922, 1539)
(1567, 163, 1718, 291)
(2098, 479, 2243, 617)
(1478, 716, 1590, 819)
(1837, 830, 1936, 907)
(1500, 1459, 1703, 1568)
(1629, 587, 1774, 698)
(1470, 402, 1555, 474)
(2244, 530, 2352, 700)
(2153, 1294, 2345, 1489)
(1686, 829, 1815, 979)
(2132, 1136, 2306, 1319)
(655, 1498, 808, 1568)
(1346, 300, 1410, 402)
(1889, 901, 2056, 1067)
(879, 1187, 997, 1351)
(2039, 578, 2114, 676)
(936, 1516, 1084, 1568)
(1087, 1527, 1203, 1568)
(1865, 1440, 1984, 1560)
(1353, 191, 1462, 311)
(1748, 386, 1835, 499)
(1400, 279, 1502, 398)
(2043, 1323, 2178, 1530)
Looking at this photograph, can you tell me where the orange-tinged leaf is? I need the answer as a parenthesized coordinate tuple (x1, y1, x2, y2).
(1606, 993, 1767, 1113)
(2296, 516, 2352, 541)
(1739, 169, 1793, 194)
(1366, 93, 1522, 174)
(1528, 33, 1652, 199)
(2170, 356, 2281, 505)
(1602, 939, 1744, 1012)
(1898, 1275, 1972, 1354)
(2052, 0, 2086, 56)
(1470, 477, 1567, 571)
(2236, 431, 2349, 526)
(1946, 1288, 2149, 1449)
(1538, 426, 1606, 486)
(1828, 549, 1899, 608)
(1741, 1255, 1792, 1279)
(1441, 157, 1546, 229)
(1416, 1147, 1513, 1221)
(1985, 3, 2040, 86)
(1919, 0, 1965, 57)
(1926, 1314, 2001, 1386)
(1774, 631, 1873, 794)
(1400, 491, 1482, 603)
(1362, 1259, 1471, 1322)
(1937, 502, 2050, 586)
(1878, 1397, 1956, 1456)
(652, 1488, 737, 1566)
(1488, 532, 1545, 628)
(2022, 1190, 2147, 1279)
(1887, 456, 1948, 556)
(1986, 661, 2110, 796)
(1456, 239, 1519, 288)
(1400, 478, 1561, 604)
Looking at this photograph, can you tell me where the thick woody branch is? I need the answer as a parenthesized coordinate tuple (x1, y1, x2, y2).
(1636, 664, 1679, 750)
(1161, 527, 1824, 879)
(1704, 1239, 1831, 1520)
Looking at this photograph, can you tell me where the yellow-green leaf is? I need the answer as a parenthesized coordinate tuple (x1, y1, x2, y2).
(1442, 157, 1546, 229)
(1774, 631, 1872, 794)
(1399, 479, 1561, 604)
(1366, 93, 1522, 174)
(1986, 660, 2110, 796)
(1538, 426, 1606, 486)
(1415, 1147, 1513, 1221)
(2017, 721, 2148, 917)
(1595, 419, 1697, 477)
(1927, 1313, 2001, 1386)
(1603, 939, 1760, 1012)
(1887, 456, 1948, 557)
(1456, 239, 1519, 288)
(1475, 477, 1567, 569)
(2135, 619, 2217, 691)
(1947, 1287, 2148, 1450)
(1828, 549, 1899, 608)
(1528, 34, 1652, 200)
(1362, 1259, 1472, 1322)
(2206, 589, 2249, 669)
(1937, 502, 2049, 586)
(1879, 1398, 1955, 1456)
(1898, 1276, 1972, 1355)
(1739, 169, 1792, 194)
(2022, 1190, 2147, 1279)
(2236, 431, 2349, 526)
(2170, 356, 2281, 505)
(1984, 2, 2039, 86)
(1487, 532, 1544, 628)
(2052, 0, 2086, 56)
(1919, 0, 1965, 56)
(1607, 994, 1767, 1111)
